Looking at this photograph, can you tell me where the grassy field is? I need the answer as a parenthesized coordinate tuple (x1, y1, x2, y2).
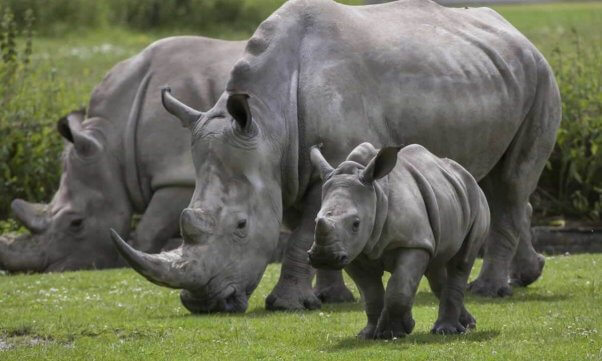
(0, 255, 601, 360)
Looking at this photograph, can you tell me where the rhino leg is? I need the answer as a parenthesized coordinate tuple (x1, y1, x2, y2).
(131, 187, 193, 253)
(426, 267, 475, 330)
(374, 248, 430, 339)
(265, 186, 322, 311)
(510, 203, 545, 287)
(314, 269, 355, 303)
(430, 246, 479, 335)
(345, 257, 384, 340)
(470, 71, 560, 297)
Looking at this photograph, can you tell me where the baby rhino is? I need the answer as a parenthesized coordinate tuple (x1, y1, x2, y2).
(308, 143, 490, 339)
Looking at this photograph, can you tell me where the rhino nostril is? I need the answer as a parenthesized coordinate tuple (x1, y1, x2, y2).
(337, 253, 349, 265)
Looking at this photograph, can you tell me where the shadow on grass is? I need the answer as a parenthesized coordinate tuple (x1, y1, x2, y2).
(412, 290, 571, 306)
(327, 329, 500, 352)
(150, 289, 569, 321)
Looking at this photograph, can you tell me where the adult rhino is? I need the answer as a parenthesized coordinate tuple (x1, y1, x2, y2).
(0, 36, 245, 272)
(112, 0, 561, 313)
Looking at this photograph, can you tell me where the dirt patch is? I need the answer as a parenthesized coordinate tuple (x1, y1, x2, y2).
(0, 326, 55, 351)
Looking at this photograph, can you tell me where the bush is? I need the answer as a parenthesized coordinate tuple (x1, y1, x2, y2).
(533, 29, 602, 223)
(0, 7, 79, 222)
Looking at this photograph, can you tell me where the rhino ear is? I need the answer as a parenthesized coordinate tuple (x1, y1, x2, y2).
(57, 108, 86, 142)
(360, 146, 402, 184)
(161, 86, 204, 130)
(227, 93, 254, 134)
(58, 110, 101, 157)
(310, 145, 334, 180)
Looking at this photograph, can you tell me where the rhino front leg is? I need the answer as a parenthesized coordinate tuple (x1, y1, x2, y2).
(131, 187, 192, 253)
(345, 258, 384, 339)
(314, 269, 355, 303)
(375, 248, 430, 339)
(265, 186, 322, 311)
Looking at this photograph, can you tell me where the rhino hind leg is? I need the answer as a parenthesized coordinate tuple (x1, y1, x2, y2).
(469, 68, 561, 298)
(510, 203, 545, 287)
(314, 269, 355, 303)
(426, 267, 476, 331)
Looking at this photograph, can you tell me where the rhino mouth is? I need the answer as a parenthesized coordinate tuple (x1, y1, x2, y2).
(0, 233, 50, 273)
(307, 245, 350, 270)
(180, 285, 249, 313)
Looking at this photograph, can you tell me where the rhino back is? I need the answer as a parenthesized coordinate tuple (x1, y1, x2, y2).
(295, 0, 545, 180)
(89, 37, 245, 192)
(381, 145, 484, 260)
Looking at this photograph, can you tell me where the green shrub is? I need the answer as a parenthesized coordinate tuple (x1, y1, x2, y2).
(534, 29, 602, 222)
(0, 7, 80, 223)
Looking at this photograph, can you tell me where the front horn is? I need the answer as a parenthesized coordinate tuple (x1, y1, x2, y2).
(110, 229, 202, 290)
(161, 87, 204, 129)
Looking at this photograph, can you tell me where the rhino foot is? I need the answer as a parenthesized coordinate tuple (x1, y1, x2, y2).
(467, 278, 513, 298)
(357, 325, 377, 340)
(314, 284, 355, 304)
(459, 309, 476, 330)
(374, 313, 414, 340)
(510, 253, 545, 287)
(265, 284, 322, 311)
(431, 320, 466, 335)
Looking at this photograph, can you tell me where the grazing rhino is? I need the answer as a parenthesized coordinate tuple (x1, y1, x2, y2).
(308, 143, 490, 339)
(111, 0, 560, 313)
(0, 36, 245, 272)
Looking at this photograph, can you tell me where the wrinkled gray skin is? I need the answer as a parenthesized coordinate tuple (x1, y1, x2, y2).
(113, 0, 561, 313)
(308, 143, 490, 339)
(0, 36, 245, 272)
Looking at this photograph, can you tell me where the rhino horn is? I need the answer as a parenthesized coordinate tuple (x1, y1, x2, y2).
(110, 229, 199, 290)
(161, 87, 204, 129)
(11, 199, 49, 234)
(315, 217, 334, 244)
(0, 234, 47, 272)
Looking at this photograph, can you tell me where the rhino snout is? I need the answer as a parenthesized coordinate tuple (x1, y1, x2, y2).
(180, 286, 248, 314)
(180, 208, 215, 241)
(308, 246, 349, 270)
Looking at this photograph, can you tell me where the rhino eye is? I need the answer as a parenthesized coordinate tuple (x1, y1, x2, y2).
(237, 219, 247, 229)
(352, 220, 360, 232)
(70, 218, 84, 230)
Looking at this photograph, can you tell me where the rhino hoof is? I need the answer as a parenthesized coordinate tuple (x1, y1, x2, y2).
(459, 310, 476, 330)
(431, 321, 466, 335)
(510, 253, 545, 287)
(357, 325, 376, 340)
(314, 285, 355, 304)
(265, 286, 322, 311)
(468, 279, 513, 298)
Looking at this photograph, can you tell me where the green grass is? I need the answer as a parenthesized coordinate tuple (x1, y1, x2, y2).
(0, 254, 600, 360)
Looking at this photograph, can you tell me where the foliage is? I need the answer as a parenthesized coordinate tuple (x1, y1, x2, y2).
(0, 256, 601, 360)
(532, 34, 602, 222)
(0, 0, 360, 37)
(0, 6, 77, 222)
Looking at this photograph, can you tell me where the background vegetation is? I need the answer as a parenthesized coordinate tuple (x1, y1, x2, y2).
(0, 1, 601, 227)
(0, 256, 600, 360)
